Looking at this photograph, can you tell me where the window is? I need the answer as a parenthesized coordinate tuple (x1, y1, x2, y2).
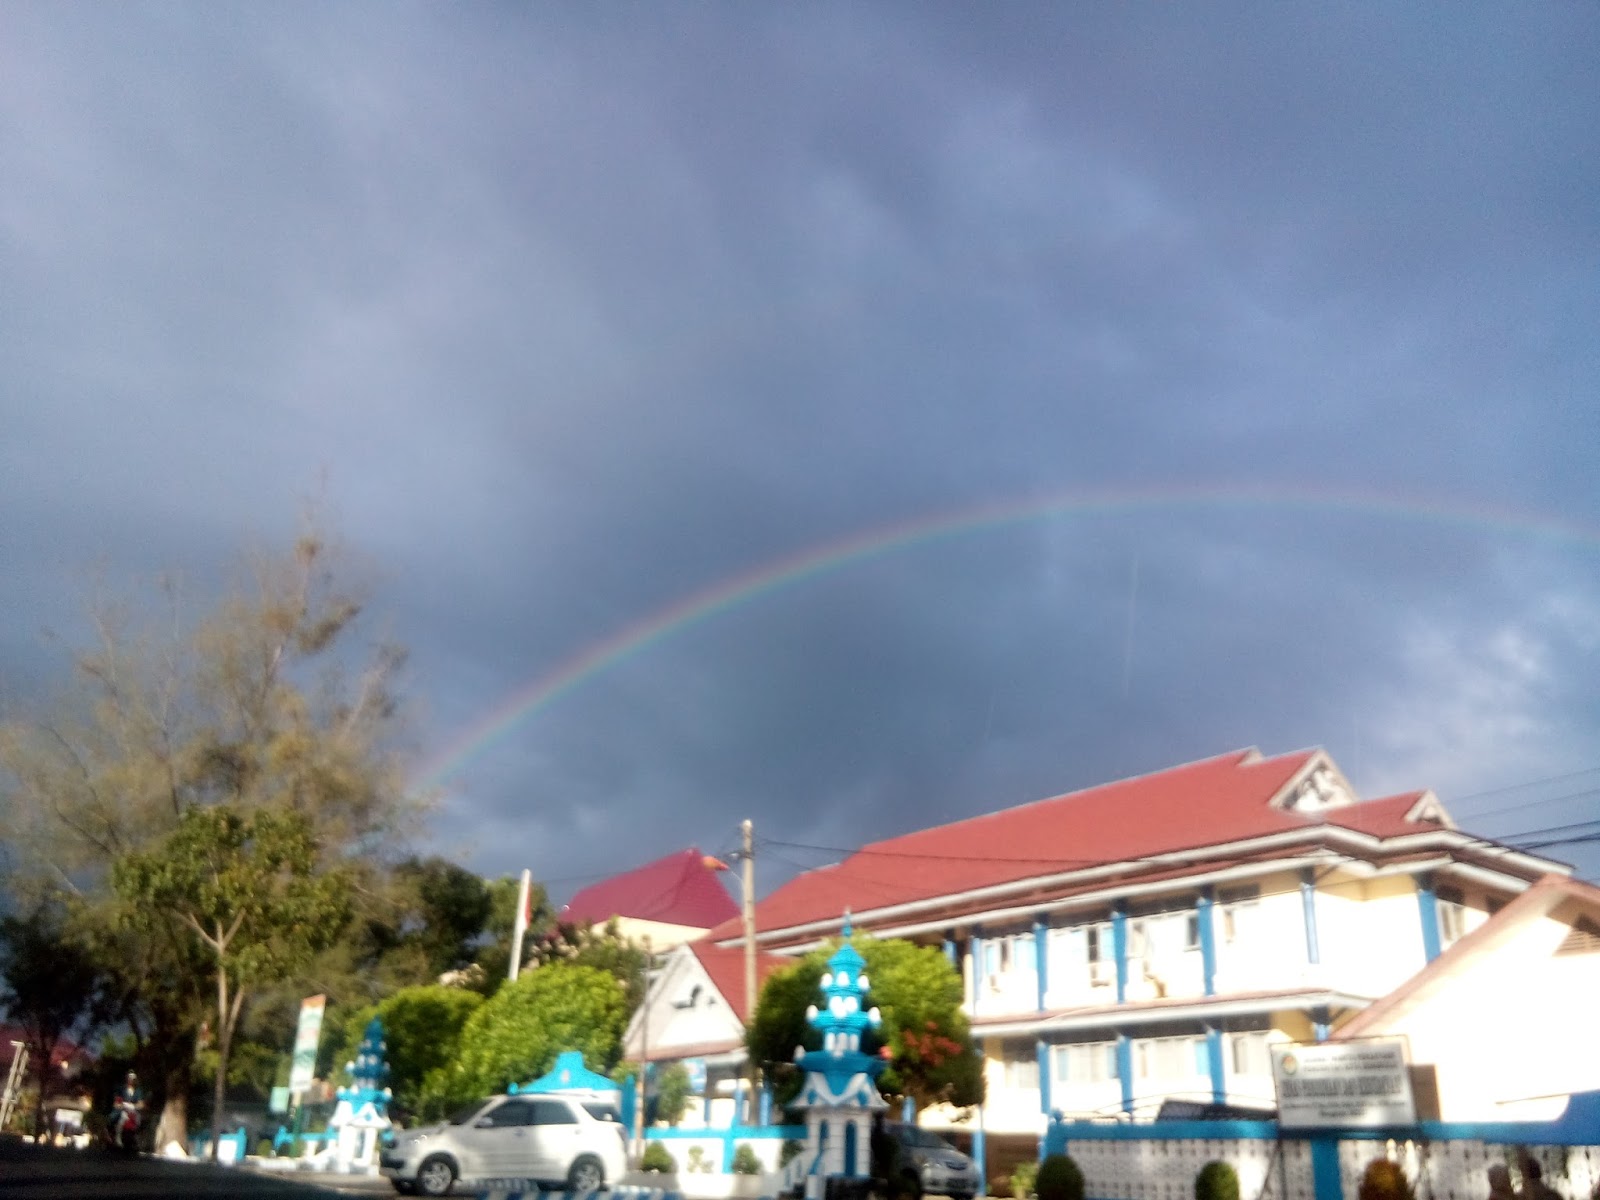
(982, 933, 1038, 983)
(1134, 1036, 1207, 1081)
(1002, 1048, 1040, 1089)
(1229, 1032, 1271, 1077)
(483, 1099, 535, 1127)
(1436, 885, 1468, 947)
(529, 1099, 577, 1125)
(1050, 1042, 1118, 1085)
(1219, 885, 1261, 944)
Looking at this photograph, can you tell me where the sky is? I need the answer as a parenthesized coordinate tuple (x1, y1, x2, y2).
(2, 5, 1598, 899)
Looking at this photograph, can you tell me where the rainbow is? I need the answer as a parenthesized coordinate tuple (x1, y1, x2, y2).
(413, 483, 1599, 790)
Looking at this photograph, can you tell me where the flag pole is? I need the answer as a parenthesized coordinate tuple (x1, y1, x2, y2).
(510, 868, 532, 982)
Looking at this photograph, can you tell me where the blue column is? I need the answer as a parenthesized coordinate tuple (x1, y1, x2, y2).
(1036, 1038, 1052, 1120)
(944, 930, 957, 965)
(1206, 1026, 1225, 1104)
(1033, 914, 1050, 1011)
(902, 1095, 915, 1122)
(1300, 868, 1321, 965)
(759, 1082, 772, 1126)
(1310, 1136, 1343, 1200)
(1111, 901, 1129, 1005)
(969, 928, 983, 1016)
(1416, 872, 1442, 962)
(1116, 1032, 1134, 1115)
(703, 1089, 713, 1124)
(1197, 887, 1217, 996)
(973, 1111, 986, 1194)
(1312, 1005, 1331, 1043)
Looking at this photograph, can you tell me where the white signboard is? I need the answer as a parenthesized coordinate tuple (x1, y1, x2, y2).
(1271, 1039, 1416, 1129)
(288, 994, 327, 1097)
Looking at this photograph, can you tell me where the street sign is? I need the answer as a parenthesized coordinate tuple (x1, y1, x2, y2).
(1271, 1038, 1416, 1129)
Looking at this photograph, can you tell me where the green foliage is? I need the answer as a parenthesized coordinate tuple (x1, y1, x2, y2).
(438, 963, 628, 1106)
(256, 1139, 276, 1158)
(1358, 1160, 1416, 1200)
(687, 1146, 714, 1174)
(641, 1142, 678, 1173)
(1036, 1155, 1085, 1200)
(655, 1062, 692, 1126)
(526, 919, 649, 1012)
(780, 1139, 805, 1166)
(1196, 1161, 1240, 1200)
(1011, 1159, 1040, 1200)
(732, 1143, 763, 1175)
(327, 985, 484, 1118)
(745, 935, 982, 1112)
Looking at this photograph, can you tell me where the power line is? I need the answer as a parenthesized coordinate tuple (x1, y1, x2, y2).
(1448, 766, 1600, 809)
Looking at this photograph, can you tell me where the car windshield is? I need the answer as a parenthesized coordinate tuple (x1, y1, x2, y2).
(909, 1129, 954, 1150)
(582, 1103, 622, 1123)
(447, 1100, 491, 1125)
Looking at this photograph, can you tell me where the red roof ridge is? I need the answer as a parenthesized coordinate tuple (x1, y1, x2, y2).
(562, 847, 738, 929)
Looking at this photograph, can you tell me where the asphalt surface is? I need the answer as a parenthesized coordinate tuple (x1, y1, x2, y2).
(0, 1137, 388, 1199)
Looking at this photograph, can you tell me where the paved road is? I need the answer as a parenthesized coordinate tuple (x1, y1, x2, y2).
(0, 1137, 387, 1199)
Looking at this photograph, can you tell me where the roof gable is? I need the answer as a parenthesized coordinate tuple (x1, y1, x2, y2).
(562, 848, 738, 930)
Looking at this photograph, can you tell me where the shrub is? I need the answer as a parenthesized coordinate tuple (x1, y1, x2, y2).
(1036, 1155, 1085, 1200)
(255, 1139, 276, 1159)
(1196, 1161, 1240, 1200)
(1358, 1160, 1416, 1200)
(1011, 1159, 1040, 1200)
(733, 1143, 763, 1175)
(641, 1142, 678, 1173)
(688, 1146, 714, 1173)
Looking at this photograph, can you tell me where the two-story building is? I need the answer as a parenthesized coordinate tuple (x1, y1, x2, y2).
(668, 747, 1568, 1160)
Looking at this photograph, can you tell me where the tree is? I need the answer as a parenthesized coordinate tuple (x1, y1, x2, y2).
(436, 963, 629, 1107)
(0, 528, 415, 1147)
(0, 898, 108, 1137)
(745, 935, 983, 1114)
(526, 918, 649, 1011)
(327, 985, 484, 1120)
(113, 804, 351, 1157)
(654, 1061, 692, 1126)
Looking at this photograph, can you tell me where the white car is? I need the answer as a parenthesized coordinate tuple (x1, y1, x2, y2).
(381, 1094, 628, 1196)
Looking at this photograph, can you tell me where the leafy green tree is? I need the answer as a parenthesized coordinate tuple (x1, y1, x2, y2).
(745, 935, 982, 1114)
(327, 985, 483, 1118)
(0, 898, 109, 1136)
(0, 529, 416, 1146)
(113, 804, 351, 1157)
(654, 1061, 692, 1126)
(470, 875, 552, 991)
(527, 918, 649, 1011)
(437, 963, 628, 1106)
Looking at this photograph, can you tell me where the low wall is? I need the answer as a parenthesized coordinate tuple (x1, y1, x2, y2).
(646, 1124, 805, 1175)
(1044, 1092, 1600, 1200)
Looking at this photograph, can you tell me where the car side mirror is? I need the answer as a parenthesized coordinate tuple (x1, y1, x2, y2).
(475, 1117, 495, 1128)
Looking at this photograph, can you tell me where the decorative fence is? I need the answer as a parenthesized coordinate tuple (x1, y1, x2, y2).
(1045, 1092, 1600, 1200)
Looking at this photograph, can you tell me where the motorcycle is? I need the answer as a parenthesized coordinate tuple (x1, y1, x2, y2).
(107, 1098, 141, 1153)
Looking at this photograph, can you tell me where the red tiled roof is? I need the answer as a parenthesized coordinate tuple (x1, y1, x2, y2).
(688, 940, 791, 1023)
(713, 748, 1459, 944)
(562, 848, 739, 930)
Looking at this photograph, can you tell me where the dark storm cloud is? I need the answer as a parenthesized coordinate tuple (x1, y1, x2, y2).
(2, 4, 1597, 891)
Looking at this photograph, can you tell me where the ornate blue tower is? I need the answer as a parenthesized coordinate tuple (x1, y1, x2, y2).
(789, 918, 887, 1199)
(330, 1017, 393, 1172)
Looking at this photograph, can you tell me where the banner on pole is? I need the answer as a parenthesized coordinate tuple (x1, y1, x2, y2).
(288, 994, 327, 1097)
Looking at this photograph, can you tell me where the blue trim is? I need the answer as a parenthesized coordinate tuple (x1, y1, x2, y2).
(644, 1124, 806, 1140)
(1033, 914, 1049, 1011)
(1300, 868, 1321, 965)
(1197, 888, 1217, 996)
(1036, 1039, 1052, 1119)
(1311, 1136, 1342, 1200)
(844, 1121, 858, 1177)
(944, 931, 957, 965)
(1206, 1026, 1225, 1105)
(902, 1095, 915, 1122)
(1417, 872, 1442, 962)
(759, 1083, 772, 1126)
(973, 1121, 986, 1190)
(1116, 1032, 1133, 1116)
(1312, 1005, 1331, 1043)
(1111, 902, 1129, 1005)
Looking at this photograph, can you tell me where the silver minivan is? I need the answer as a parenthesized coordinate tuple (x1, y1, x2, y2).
(380, 1094, 628, 1196)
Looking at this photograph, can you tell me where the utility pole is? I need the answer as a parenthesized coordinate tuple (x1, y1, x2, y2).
(509, 868, 532, 982)
(741, 818, 758, 1124)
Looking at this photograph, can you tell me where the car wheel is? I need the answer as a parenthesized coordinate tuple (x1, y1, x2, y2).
(568, 1154, 606, 1193)
(417, 1155, 457, 1197)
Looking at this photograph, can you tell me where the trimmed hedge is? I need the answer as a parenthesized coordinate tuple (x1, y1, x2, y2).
(1036, 1155, 1086, 1200)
